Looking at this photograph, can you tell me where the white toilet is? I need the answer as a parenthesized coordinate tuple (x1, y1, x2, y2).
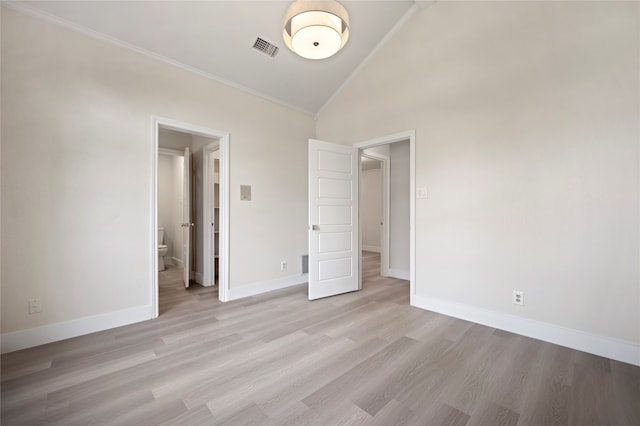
(158, 227, 168, 272)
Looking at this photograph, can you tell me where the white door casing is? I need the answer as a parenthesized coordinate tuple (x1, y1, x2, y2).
(183, 146, 191, 288)
(152, 116, 230, 317)
(308, 139, 360, 300)
(354, 130, 416, 303)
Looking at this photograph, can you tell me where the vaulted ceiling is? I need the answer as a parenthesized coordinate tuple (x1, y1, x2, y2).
(8, 1, 433, 114)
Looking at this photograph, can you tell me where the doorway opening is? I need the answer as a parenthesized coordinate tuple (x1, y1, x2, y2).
(360, 152, 389, 278)
(307, 130, 415, 303)
(357, 131, 415, 301)
(151, 117, 230, 318)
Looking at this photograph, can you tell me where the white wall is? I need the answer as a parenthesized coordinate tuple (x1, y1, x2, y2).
(361, 163, 382, 252)
(1, 7, 314, 339)
(389, 141, 410, 277)
(317, 0, 640, 351)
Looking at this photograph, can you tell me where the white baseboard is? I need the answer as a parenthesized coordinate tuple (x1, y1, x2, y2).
(410, 294, 640, 367)
(387, 268, 410, 280)
(229, 274, 309, 301)
(170, 257, 183, 268)
(362, 245, 380, 253)
(1, 304, 152, 354)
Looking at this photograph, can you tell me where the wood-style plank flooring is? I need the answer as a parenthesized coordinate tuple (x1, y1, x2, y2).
(2, 252, 639, 425)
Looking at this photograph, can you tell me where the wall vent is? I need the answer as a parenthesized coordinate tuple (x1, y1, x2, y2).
(253, 37, 279, 58)
(302, 255, 309, 274)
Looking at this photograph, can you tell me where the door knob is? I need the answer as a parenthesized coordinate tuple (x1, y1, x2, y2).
(311, 225, 319, 231)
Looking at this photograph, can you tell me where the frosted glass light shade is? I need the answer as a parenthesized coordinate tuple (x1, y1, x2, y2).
(283, 0, 349, 60)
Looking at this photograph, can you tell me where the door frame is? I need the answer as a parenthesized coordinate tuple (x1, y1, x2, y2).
(359, 151, 390, 277)
(151, 116, 230, 318)
(354, 130, 416, 300)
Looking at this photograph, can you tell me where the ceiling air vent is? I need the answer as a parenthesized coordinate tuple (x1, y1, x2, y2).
(253, 37, 279, 58)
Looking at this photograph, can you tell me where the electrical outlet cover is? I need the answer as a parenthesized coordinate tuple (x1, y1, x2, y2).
(513, 290, 524, 306)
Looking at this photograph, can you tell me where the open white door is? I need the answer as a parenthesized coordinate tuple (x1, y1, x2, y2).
(182, 147, 191, 288)
(308, 139, 359, 300)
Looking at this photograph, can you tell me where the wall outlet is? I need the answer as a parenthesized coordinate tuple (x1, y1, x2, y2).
(280, 261, 287, 271)
(29, 298, 42, 314)
(513, 290, 524, 306)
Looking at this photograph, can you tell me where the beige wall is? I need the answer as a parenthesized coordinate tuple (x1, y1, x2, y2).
(361, 165, 382, 251)
(1, 7, 314, 334)
(157, 154, 176, 260)
(389, 141, 410, 276)
(317, 2, 639, 344)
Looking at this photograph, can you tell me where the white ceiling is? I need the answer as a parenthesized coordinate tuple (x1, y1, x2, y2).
(9, 1, 425, 114)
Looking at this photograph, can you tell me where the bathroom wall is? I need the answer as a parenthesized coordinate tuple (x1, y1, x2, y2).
(157, 154, 175, 260)
(157, 152, 185, 267)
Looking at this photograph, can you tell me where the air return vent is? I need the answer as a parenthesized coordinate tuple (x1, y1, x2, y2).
(253, 37, 279, 58)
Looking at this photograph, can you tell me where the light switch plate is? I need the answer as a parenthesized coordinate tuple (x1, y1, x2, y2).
(240, 185, 251, 201)
(416, 187, 427, 199)
(29, 298, 42, 314)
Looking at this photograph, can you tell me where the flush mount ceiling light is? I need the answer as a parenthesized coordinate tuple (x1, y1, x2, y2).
(283, 0, 350, 60)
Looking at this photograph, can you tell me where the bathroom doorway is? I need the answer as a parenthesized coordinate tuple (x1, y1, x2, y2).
(152, 117, 230, 318)
(157, 145, 187, 280)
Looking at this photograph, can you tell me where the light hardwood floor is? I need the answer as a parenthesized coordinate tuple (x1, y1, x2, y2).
(2, 252, 639, 425)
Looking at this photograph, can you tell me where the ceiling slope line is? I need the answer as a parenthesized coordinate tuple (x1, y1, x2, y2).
(1, 1, 315, 117)
(314, 3, 421, 120)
